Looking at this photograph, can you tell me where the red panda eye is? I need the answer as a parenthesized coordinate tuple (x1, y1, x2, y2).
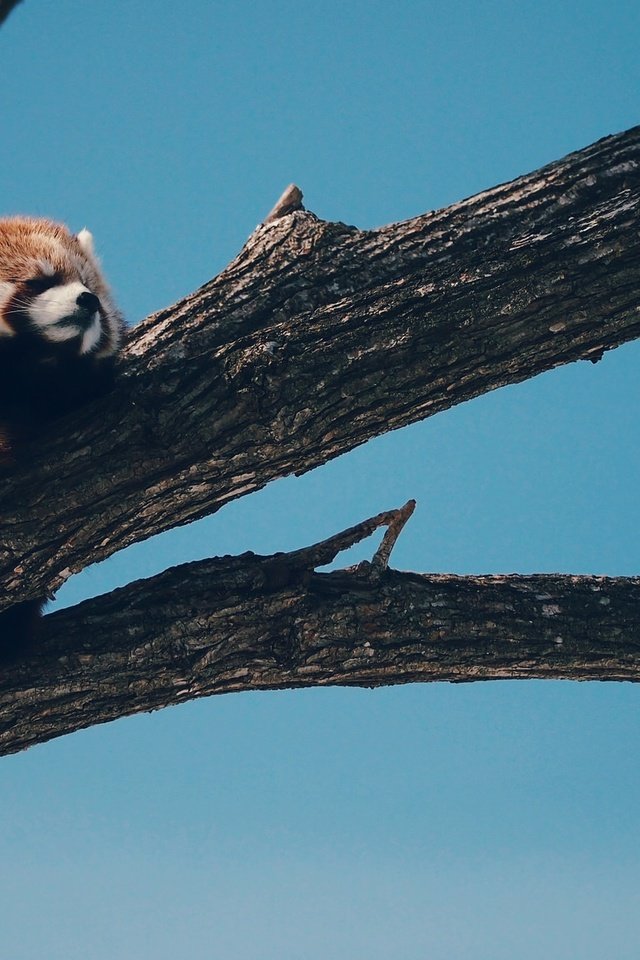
(24, 273, 61, 292)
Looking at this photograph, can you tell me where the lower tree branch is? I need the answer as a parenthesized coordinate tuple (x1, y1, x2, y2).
(2, 506, 638, 756)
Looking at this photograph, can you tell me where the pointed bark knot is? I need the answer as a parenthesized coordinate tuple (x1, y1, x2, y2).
(263, 184, 305, 224)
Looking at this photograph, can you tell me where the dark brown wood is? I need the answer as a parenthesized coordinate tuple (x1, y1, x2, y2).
(1, 126, 640, 608)
(2, 521, 638, 756)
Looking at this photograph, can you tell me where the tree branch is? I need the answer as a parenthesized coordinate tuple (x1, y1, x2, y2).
(2, 126, 640, 607)
(2, 504, 638, 755)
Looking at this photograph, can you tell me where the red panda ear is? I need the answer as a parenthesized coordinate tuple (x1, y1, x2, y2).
(76, 228, 95, 258)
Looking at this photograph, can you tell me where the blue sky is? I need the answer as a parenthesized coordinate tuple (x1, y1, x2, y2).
(1, 2, 640, 957)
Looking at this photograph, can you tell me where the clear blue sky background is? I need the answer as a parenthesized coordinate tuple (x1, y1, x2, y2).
(1, 2, 640, 957)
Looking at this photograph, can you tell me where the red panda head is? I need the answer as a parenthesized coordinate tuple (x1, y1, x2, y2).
(0, 217, 123, 359)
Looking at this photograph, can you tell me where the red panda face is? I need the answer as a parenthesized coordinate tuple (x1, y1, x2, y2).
(0, 218, 123, 359)
(9, 269, 106, 356)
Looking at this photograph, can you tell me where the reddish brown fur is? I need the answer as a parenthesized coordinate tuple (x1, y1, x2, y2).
(0, 217, 123, 653)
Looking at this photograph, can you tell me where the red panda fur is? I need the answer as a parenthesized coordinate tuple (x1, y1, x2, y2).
(0, 217, 124, 654)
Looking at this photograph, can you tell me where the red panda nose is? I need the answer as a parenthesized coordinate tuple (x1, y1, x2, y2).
(76, 291, 100, 314)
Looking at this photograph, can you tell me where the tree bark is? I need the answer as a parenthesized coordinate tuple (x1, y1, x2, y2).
(2, 129, 640, 756)
(1, 505, 639, 756)
(1, 126, 640, 607)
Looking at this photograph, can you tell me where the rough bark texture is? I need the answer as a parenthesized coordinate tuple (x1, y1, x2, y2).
(2, 538, 639, 756)
(1, 126, 640, 607)
(2, 129, 640, 756)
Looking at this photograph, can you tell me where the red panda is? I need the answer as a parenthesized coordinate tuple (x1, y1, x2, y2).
(0, 217, 124, 652)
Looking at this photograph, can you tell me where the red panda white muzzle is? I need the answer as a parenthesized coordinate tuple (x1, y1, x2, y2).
(0, 216, 125, 654)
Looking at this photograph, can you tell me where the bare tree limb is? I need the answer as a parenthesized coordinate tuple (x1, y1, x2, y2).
(1, 503, 638, 755)
(1, 126, 640, 608)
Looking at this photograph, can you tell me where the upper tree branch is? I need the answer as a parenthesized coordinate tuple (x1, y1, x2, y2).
(2, 504, 639, 755)
(2, 126, 640, 606)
